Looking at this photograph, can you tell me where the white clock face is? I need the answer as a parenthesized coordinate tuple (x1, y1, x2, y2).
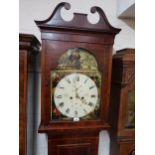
(54, 73, 98, 118)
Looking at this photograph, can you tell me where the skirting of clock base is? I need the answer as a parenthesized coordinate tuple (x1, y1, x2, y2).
(48, 135, 99, 155)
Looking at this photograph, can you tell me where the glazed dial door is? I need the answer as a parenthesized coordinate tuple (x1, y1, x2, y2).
(54, 73, 98, 118)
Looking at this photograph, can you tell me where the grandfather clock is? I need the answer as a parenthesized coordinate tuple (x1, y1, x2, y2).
(109, 49, 135, 155)
(19, 34, 40, 155)
(35, 2, 120, 155)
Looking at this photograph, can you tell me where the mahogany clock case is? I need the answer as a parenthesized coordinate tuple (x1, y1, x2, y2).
(35, 2, 120, 155)
(109, 49, 135, 155)
(35, 2, 120, 135)
(19, 34, 40, 155)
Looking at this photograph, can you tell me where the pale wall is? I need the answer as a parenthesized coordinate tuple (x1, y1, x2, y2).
(20, 0, 135, 155)
(117, 0, 135, 16)
(19, 0, 135, 51)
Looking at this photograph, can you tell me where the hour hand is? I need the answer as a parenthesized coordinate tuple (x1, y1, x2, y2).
(75, 91, 80, 99)
(73, 85, 82, 92)
(80, 96, 88, 105)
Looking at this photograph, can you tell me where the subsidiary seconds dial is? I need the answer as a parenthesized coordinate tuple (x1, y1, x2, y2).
(54, 73, 98, 118)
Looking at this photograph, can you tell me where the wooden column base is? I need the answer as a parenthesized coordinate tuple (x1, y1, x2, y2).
(48, 134, 99, 155)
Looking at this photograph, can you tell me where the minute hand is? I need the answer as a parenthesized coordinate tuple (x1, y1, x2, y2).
(74, 85, 82, 91)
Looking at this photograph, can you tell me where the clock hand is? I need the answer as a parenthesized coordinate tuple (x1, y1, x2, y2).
(76, 85, 82, 90)
(73, 84, 82, 92)
(76, 93, 88, 106)
(81, 97, 88, 105)
(73, 84, 91, 107)
(74, 85, 88, 106)
(73, 84, 82, 98)
(75, 90, 80, 99)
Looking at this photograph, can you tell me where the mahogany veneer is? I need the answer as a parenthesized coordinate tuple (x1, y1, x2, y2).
(19, 34, 40, 155)
(35, 2, 120, 155)
(109, 49, 135, 155)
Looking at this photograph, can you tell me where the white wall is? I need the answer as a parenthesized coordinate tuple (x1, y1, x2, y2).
(117, 0, 135, 17)
(19, 0, 135, 51)
(20, 0, 135, 155)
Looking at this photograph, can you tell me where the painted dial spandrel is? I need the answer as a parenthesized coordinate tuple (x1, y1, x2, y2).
(54, 73, 98, 118)
(51, 47, 101, 121)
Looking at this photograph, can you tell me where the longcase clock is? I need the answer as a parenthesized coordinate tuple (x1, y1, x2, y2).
(109, 49, 135, 155)
(35, 2, 120, 155)
(19, 34, 40, 155)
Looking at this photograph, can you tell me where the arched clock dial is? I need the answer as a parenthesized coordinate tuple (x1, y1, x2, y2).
(54, 73, 98, 118)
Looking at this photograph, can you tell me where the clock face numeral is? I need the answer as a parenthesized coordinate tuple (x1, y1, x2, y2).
(59, 102, 64, 107)
(58, 86, 64, 89)
(89, 85, 95, 90)
(84, 78, 88, 84)
(88, 102, 94, 107)
(65, 108, 70, 114)
(65, 78, 71, 84)
(56, 95, 62, 99)
(54, 73, 98, 118)
(91, 95, 96, 98)
(74, 75, 80, 82)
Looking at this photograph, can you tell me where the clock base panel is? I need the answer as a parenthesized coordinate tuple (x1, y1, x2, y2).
(48, 135, 99, 155)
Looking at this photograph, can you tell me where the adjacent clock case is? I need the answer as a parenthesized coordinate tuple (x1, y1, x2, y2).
(109, 49, 135, 155)
(19, 34, 40, 155)
(35, 2, 120, 155)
